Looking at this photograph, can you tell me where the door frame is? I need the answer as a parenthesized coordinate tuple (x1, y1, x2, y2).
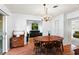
(0, 9, 8, 53)
(2, 16, 7, 53)
(0, 14, 6, 53)
(69, 16, 79, 45)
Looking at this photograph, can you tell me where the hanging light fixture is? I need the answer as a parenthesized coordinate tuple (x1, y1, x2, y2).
(42, 4, 52, 22)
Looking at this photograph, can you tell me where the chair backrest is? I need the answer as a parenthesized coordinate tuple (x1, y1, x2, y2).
(43, 41, 55, 49)
(74, 49, 79, 55)
(53, 40, 62, 47)
(33, 39, 41, 47)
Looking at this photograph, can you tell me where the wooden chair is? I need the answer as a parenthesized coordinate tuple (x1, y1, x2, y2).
(33, 39, 42, 54)
(42, 41, 55, 55)
(53, 40, 63, 54)
(74, 49, 79, 55)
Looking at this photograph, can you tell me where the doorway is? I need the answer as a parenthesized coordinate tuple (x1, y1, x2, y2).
(0, 14, 7, 54)
(0, 15, 3, 54)
(71, 17, 79, 46)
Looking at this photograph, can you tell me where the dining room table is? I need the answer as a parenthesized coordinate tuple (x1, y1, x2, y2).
(33, 35, 64, 54)
(34, 35, 63, 41)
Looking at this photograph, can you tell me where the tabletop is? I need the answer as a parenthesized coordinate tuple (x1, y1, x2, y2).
(34, 35, 63, 42)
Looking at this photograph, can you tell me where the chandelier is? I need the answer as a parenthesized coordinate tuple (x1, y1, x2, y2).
(42, 4, 52, 22)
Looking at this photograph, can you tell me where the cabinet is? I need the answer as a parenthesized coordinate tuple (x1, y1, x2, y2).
(10, 35, 24, 48)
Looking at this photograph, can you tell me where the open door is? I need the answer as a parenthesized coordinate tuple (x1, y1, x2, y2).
(0, 8, 9, 54)
(0, 14, 7, 54)
(0, 15, 3, 54)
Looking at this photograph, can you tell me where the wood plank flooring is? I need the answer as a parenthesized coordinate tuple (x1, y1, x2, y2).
(5, 38, 74, 55)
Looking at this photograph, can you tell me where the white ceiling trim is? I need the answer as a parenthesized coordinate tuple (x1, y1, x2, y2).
(5, 4, 79, 17)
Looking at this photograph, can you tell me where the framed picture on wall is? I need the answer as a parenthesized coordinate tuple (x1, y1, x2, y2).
(32, 23, 38, 30)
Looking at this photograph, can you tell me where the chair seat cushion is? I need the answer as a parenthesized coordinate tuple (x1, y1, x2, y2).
(74, 49, 79, 55)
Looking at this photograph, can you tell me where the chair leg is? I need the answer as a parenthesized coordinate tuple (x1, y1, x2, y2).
(55, 47, 63, 55)
(35, 48, 42, 55)
(60, 46, 63, 55)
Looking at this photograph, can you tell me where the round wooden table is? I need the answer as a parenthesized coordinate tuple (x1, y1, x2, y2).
(33, 35, 64, 54)
(34, 36, 63, 42)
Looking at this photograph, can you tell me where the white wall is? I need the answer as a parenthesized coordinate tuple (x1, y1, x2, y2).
(12, 14, 26, 31)
(12, 13, 42, 44)
(51, 14, 70, 44)
(52, 14, 71, 44)
(52, 14, 64, 36)
(11, 9, 79, 46)
(42, 14, 64, 36)
(11, 13, 65, 38)
(0, 4, 13, 52)
(42, 20, 52, 36)
(12, 13, 41, 32)
(66, 10, 79, 45)
(39, 22, 42, 32)
(64, 14, 71, 44)
(67, 10, 79, 19)
(0, 4, 79, 52)
(27, 20, 42, 33)
(6, 16, 13, 52)
(50, 14, 71, 44)
(12, 13, 57, 37)
(51, 10, 79, 45)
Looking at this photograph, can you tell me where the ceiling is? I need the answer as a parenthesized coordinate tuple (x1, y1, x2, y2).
(5, 4, 79, 17)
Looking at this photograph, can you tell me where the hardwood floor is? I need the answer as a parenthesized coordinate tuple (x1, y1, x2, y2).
(5, 38, 74, 55)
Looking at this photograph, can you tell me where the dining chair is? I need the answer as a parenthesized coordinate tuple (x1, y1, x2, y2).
(33, 39, 42, 54)
(53, 40, 63, 55)
(74, 49, 79, 55)
(42, 41, 55, 55)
